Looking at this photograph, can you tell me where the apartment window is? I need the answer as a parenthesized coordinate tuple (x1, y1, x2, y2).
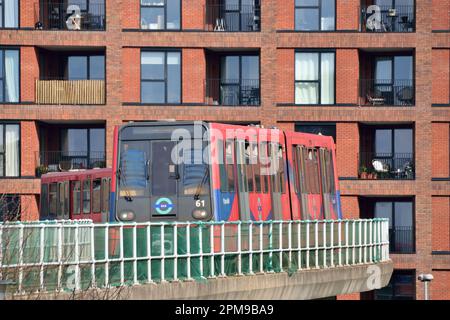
(141, 51, 181, 104)
(61, 128, 105, 168)
(0, 0, 18, 28)
(0, 194, 20, 221)
(295, 51, 335, 105)
(0, 123, 20, 178)
(0, 49, 19, 103)
(67, 55, 105, 80)
(374, 270, 415, 300)
(296, 123, 336, 142)
(295, 0, 335, 31)
(374, 198, 415, 253)
(140, 0, 181, 30)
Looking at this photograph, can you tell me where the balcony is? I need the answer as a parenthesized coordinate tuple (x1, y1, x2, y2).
(389, 226, 415, 254)
(360, 4, 415, 32)
(359, 79, 414, 106)
(35, 1, 105, 31)
(359, 152, 415, 180)
(36, 151, 106, 176)
(205, 79, 260, 106)
(205, 2, 261, 32)
(35, 78, 105, 105)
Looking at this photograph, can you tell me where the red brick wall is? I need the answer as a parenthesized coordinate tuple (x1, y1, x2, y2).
(336, 49, 359, 104)
(431, 270, 450, 300)
(432, 49, 450, 104)
(276, 0, 294, 30)
(21, 121, 39, 177)
(336, 123, 359, 178)
(20, 194, 39, 221)
(122, 48, 141, 103)
(183, 0, 205, 30)
(432, 123, 450, 178)
(337, 0, 359, 31)
(341, 196, 360, 219)
(432, 197, 450, 251)
(277, 49, 295, 104)
(432, 0, 450, 30)
(20, 0, 39, 28)
(182, 49, 205, 103)
(122, 0, 140, 29)
(20, 47, 39, 103)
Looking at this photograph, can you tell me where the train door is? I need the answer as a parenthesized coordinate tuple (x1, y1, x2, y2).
(70, 180, 82, 220)
(91, 178, 103, 222)
(235, 139, 250, 220)
(80, 178, 92, 220)
(319, 148, 337, 220)
(57, 181, 70, 220)
(101, 177, 111, 222)
(269, 143, 284, 220)
(150, 141, 179, 220)
(249, 142, 271, 221)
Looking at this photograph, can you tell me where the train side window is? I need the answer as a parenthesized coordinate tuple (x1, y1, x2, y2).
(225, 140, 235, 192)
(49, 183, 57, 218)
(72, 181, 81, 215)
(92, 179, 101, 213)
(277, 145, 285, 194)
(64, 182, 69, 218)
(306, 149, 321, 195)
(83, 180, 91, 214)
(40, 184, 49, 218)
(260, 142, 269, 193)
(300, 147, 309, 194)
(57, 182, 64, 219)
(236, 140, 248, 193)
(326, 150, 336, 193)
(268, 143, 279, 193)
(101, 178, 110, 214)
(218, 139, 227, 192)
(245, 142, 254, 192)
(292, 146, 300, 194)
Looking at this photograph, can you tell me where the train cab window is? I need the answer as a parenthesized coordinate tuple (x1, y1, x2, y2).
(83, 180, 91, 214)
(57, 182, 65, 219)
(72, 181, 81, 215)
(101, 178, 110, 214)
(49, 183, 57, 218)
(183, 147, 209, 196)
(40, 184, 49, 218)
(225, 140, 235, 192)
(92, 179, 101, 213)
(119, 141, 147, 197)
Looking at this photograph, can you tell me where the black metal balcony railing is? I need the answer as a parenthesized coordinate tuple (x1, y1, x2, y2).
(36, 151, 106, 176)
(389, 226, 415, 254)
(206, 79, 260, 106)
(359, 152, 415, 180)
(361, 5, 415, 32)
(36, 2, 105, 31)
(205, 4, 260, 32)
(360, 79, 414, 106)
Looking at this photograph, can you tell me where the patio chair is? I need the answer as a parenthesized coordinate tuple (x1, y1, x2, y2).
(367, 88, 385, 106)
(396, 86, 414, 105)
(372, 159, 390, 173)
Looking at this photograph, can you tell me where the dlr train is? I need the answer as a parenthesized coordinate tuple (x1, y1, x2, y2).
(39, 122, 342, 222)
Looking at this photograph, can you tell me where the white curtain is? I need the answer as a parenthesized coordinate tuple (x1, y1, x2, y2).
(295, 53, 318, 104)
(321, 53, 335, 104)
(5, 125, 19, 177)
(4, 0, 18, 28)
(5, 50, 19, 103)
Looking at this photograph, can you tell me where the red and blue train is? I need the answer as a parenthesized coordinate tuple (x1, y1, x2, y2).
(40, 122, 342, 222)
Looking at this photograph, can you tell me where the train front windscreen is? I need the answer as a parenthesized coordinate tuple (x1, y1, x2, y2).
(114, 123, 212, 222)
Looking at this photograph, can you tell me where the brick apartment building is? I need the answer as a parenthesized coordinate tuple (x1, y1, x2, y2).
(0, 0, 449, 300)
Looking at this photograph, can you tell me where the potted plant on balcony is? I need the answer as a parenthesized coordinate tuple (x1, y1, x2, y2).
(359, 166, 369, 179)
(35, 165, 49, 177)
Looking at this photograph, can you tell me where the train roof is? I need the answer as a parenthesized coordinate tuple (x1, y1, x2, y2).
(41, 168, 112, 181)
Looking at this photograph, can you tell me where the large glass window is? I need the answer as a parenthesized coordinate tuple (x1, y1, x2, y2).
(296, 123, 336, 142)
(295, 52, 335, 105)
(0, 194, 20, 222)
(295, 0, 335, 31)
(0, 0, 19, 28)
(374, 198, 415, 253)
(141, 0, 181, 30)
(67, 55, 105, 80)
(0, 123, 20, 177)
(374, 270, 415, 300)
(61, 128, 105, 168)
(374, 127, 413, 172)
(0, 49, 19, 103)
(141, 51, 181, 104)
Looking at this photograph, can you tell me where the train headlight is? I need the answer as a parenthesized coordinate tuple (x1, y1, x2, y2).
(192, 209, 209, 220)
(119, 211, 135, 221)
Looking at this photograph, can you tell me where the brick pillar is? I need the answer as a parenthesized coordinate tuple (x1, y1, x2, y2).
(122, 0, 140, 29)
(122, 48, 141, 103)
(21, 121, 39, 178)
(20, 47, 39, 103)
(277, 49, 295, 104)
(341, 196, 360, 220)
(337, 0, 360, 31)
(20, 0, 39, 28)
(432, 49, 450, 104)
(20, 195, 39, 222)
(432, 123, 450, 178)
(182, 49, 205, 104)
(336, 123, 359, 178)
(276, 0, 294, 30)
(432, 0, 450, 30)
(336, 49, 359, 105)
(183, 0, 205, 30)
(432, 196, 450, 251)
